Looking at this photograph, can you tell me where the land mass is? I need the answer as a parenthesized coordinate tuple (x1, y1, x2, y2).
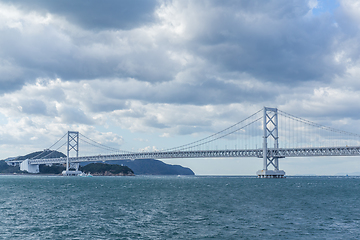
(81, 159, 195, 175)
(16, 150, 66, 160)
(80, 163, 134, 176)
(1, 151, 195, 175)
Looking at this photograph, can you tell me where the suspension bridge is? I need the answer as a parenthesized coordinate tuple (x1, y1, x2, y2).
(7, 107, 360, 177)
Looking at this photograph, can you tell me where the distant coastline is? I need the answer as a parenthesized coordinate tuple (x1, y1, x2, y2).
(1, 151, 195, 176)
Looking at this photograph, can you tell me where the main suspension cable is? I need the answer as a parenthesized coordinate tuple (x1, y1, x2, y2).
(165, 109, 262, 151)
(30, 132, 68, 160)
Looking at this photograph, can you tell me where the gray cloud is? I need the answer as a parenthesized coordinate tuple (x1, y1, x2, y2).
(86, 75, 280, 107)
(178, 1, 342, 85)
(58, 106, 94, 125)
(18, 99, 48, 115)
(0, 0, 352, 97)
(2, 0, 159, 30)
(144, 116, 169, 129)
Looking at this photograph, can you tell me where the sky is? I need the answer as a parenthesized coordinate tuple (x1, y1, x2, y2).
(1, 0, 360, 175)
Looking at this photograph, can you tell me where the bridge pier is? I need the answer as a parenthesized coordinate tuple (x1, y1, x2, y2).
(62, 163, 81, 176)
(256, 170, 285, 178)
(62, 170, 82, 176)
(19, 159, 39, 173)
(257, 107, 285, 178)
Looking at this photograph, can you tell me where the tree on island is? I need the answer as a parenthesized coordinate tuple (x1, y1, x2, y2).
(80, 163, 134, 176)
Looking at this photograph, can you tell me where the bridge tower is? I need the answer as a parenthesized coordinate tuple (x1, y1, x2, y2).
(63, 131, 81, 176)
(256, 107, 285, 178)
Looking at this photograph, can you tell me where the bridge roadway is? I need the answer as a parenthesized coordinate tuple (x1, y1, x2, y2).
(8, 145, 360, 166)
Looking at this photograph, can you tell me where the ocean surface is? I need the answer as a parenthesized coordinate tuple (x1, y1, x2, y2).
(0, 175, 359, 239)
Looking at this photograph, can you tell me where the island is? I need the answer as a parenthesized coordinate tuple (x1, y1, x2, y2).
(80, 163, 134, 176)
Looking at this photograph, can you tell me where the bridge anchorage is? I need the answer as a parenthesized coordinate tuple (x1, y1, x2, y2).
(256, 107, 285, 178)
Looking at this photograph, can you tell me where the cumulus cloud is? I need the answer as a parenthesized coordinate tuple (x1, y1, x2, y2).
(0, 0, 349, 95)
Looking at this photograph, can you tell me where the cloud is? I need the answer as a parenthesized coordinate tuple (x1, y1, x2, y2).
(17, 99, 48, 115)
(0, 0, 350, 94)
(57, 105, 94, 125)
(1, 0, 159, 30)
(0, 2, 180, 90)
(162, 0, 341, 84)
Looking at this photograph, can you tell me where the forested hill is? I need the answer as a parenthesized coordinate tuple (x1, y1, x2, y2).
(98, 159, 195, 175)
(80, 163, 134, 176)
(15, 150, 66, 160)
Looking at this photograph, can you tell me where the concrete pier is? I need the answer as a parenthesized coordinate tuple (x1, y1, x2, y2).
(19, 159, 39, 173)
(256, 169, 285, 178)
(62, 170, 82, 176)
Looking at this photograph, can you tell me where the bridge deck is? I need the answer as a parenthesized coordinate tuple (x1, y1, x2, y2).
(7, 146, 360, 165)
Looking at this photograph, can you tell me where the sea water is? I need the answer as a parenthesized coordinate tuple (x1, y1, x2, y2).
(0, 175, 359, 239)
